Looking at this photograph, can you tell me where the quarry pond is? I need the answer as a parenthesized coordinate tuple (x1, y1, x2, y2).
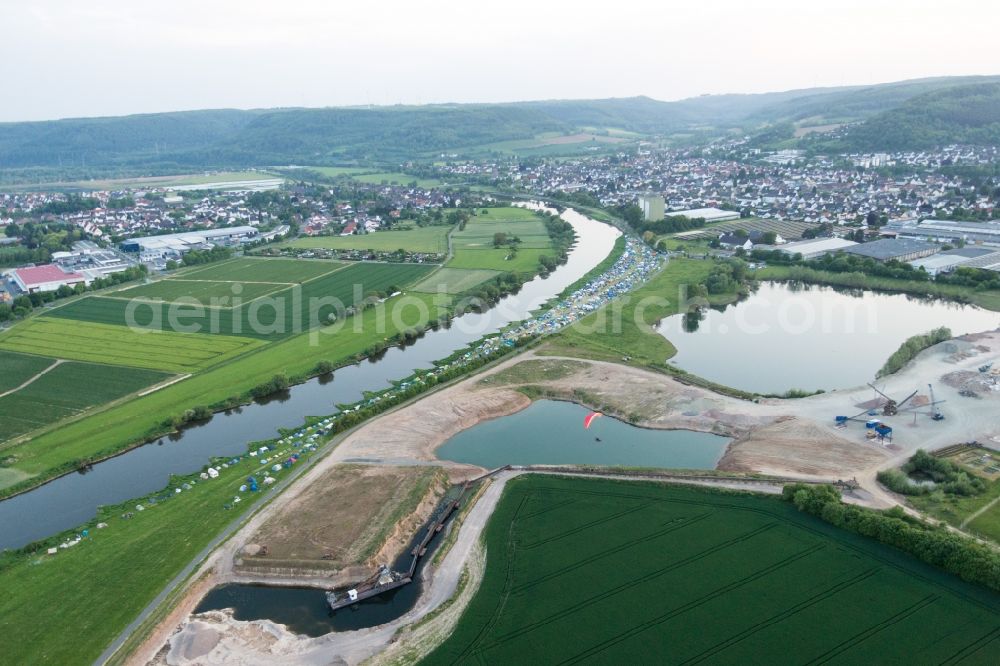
(435, 399, 730, 469)
(657, 282, 1000, 395)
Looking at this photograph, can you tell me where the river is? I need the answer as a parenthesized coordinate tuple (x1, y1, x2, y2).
(0, 206, 621, 550)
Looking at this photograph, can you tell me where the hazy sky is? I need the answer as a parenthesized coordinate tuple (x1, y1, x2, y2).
(3, 0, 999, 122)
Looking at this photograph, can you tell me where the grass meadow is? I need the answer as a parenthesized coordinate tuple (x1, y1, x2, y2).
(281, 226, 450, 253)
(111, 279, 289, 302)
(425, 475, 1000, 664)
(175, 257, 344, 283)
(412, 268, 501, 294)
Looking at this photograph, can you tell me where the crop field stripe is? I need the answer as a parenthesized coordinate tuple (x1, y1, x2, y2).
(476, 521, 781, 651)
(680, 567, 881, 665)
(519, 500, 656, 549)
(940, 626, 1000, 665)
(552, 543, 828, 665)
(519, 498, 576, 520)
(511, 511, 715, 594)
(803, 595, 940, 665)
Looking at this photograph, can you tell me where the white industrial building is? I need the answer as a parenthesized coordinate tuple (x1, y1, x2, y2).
(777, 237, 859, 260)
(668, 207, 741, 223)
(120, 226, 259, 261)
(886, 218, 1000, 247)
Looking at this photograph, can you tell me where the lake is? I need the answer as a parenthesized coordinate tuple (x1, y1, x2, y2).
(435, 399, 729, 469)
(657, 281, 1000, 394)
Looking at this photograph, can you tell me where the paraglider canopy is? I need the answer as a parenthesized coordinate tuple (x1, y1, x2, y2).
(583, 412, 603, 429)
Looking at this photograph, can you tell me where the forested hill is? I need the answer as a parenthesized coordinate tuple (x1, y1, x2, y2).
(0, 105, 568, 170)
(814, 82, 1000, 151)
(2, 75, 1000, 175)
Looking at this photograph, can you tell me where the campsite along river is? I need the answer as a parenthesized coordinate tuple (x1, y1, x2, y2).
(657, 281, 1000, 395)
(0, 206, 621, 551)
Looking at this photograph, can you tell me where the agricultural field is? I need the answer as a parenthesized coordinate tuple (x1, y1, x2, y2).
(45, 262, 433, 339)
(671, 218, 818, 241)
(447, 248, 551, 273)
(110, 279, 288, 302)
(280, 227, 450, 254)
(108, 257, 344, 303)
(426, 475, 1000, 664)
(299, 166, 368, 178)
(453, 207, 553, 250)
(0, 361, 169, 442)
(176, 257, 343, 283)
(412, 268, 501, 294)
(0, 319, 265, 373)
(0, 351, 55, 393)
(349, 171, 444, 188)
(446, 208, 556, 273)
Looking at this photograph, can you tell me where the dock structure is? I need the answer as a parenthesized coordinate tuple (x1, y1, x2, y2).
(327, 466, 510, 612)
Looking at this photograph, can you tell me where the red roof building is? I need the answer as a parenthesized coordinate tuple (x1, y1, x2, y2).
(11, 264, 88, 294)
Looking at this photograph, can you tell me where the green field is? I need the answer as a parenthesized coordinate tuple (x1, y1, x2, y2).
(0, 351, 55, 393)
(300, 166, 368, 178)
(111, 279, 289, 302)
(108, 258, 346, 303)
(453, 208, 553, 250)
(0, 361, 169, 441)
(45, 263, 434, 339)
(446, 208, 555, 272)
(176, 257, 344, 283)
(412, 268, 501, 294)
(0, 319, 265, 373)
(350, 171, 444, 188)
(281, 227, 450, 253)
(447, 248, 551, 273)
(426, 475, 1000, 664)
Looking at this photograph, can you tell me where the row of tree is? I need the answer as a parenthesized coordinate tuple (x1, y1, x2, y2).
(784, 483, 1000, 591)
